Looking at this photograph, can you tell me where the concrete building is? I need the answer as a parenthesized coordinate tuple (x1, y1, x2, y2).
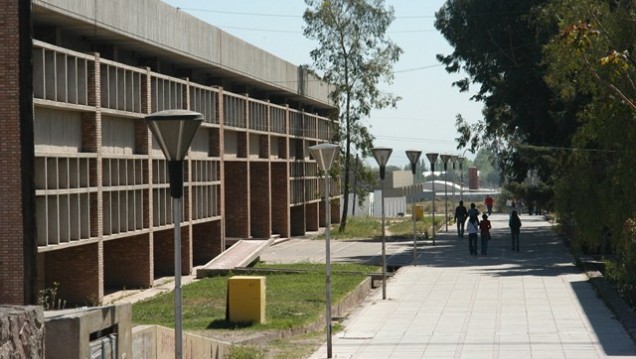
(1, 0, 338, 305)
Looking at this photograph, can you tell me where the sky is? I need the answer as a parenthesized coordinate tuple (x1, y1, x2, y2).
(161, 0, 483, 167)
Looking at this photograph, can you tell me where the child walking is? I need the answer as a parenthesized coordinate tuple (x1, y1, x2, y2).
(467, 214, 479, 255)
(479, 214, 491, 255)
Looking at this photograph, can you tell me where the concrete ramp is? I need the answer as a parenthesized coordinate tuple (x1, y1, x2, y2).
(196, 238, 275, 278)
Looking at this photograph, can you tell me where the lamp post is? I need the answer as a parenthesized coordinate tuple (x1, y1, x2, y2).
(458, 156, 465, 202)
(146, 110, 203, 359)
(450, 155, 458, 213)
(372, 147, 392, 300)
(405, 150, 422, 264)
(308, 143, 339, 359)
(440, 154, 451, 232)
(426, 153, 439, 245)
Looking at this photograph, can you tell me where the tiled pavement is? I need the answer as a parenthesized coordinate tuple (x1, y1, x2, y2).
(261, 213, 636, 359)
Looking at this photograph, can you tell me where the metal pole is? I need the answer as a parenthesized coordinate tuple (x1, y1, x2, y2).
(325, 178, 333, 358)
(431, 165, 436, 246)
(452, 163, 456, 212)
(460, 163, 464, 202)
(381, 176, 387, 300)
(173, 197, 183, 359)
(444, 164, 448, 232)
(412, 185, 417, 264)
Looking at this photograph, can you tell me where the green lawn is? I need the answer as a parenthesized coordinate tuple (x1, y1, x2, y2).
(132, 263, 379, 332)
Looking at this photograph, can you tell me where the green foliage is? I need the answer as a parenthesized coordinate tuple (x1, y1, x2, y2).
(303, 0, 402, 232)
(37, 282, 66, 310)
(320, 216, 382, 239)
(472, 148, 501, 188)
(435, 0, 576, 186)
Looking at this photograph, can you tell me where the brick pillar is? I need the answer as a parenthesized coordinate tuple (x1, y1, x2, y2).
(0, 0, 36, 304)
(141, 67, 155, 281)
(217, 88, 226, 248)
(92, 53, 105, 302)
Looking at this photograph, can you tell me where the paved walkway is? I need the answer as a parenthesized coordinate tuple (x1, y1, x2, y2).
(263, 213, 636, 358)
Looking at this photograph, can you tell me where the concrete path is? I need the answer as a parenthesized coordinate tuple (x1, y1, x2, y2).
(262, 213, 636, 358)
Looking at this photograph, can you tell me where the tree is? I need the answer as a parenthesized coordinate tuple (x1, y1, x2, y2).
(348, 153, 376, 216)
(472, 148, 500, 188)
(540, 0, 636, 257)
(434, 0, 576, 184)
(303, 0, 402, 232)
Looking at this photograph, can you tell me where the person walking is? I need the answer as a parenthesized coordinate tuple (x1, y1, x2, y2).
(479, 214, 491, 255)
(454, 201, 468, 238)
(484, 195, 494, 215)
(467, 202, 480, 220)
(467, 213, 479, 255)
(509, 210, 522, 251)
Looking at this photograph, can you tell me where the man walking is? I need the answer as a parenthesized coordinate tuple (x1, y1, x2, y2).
(485, 195, 494, 215)
(454, 201, 468, 238)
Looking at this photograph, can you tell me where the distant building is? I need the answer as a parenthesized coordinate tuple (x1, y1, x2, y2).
(1, 0, 338, 305)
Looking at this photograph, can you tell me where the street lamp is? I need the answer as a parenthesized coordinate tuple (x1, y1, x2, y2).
(440, 154, 452, 232)
(458, 156, 466, 202)
(405, 150, 422, 264)
(426, 153, 439, 245)
(308, 143, 339, 359)
(372, 147, 392, 300)
(450, 155, 458, 213)
(146, 109, 203, 359)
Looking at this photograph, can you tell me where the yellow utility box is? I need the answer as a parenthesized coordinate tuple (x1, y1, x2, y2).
(415, 205, 424, 220)
(227, 276, 266, 324)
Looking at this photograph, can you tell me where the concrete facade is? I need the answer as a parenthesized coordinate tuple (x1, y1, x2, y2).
(1, 0, 339, 306)
(44, 304, 132, 359)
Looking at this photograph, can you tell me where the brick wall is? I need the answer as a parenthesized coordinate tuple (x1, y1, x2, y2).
(0, 0, 32, 305)
(153, 227, 191, 276)
(224, 162, 249, 238)
(44, 244, 100, 305)
(271, 162, 289, 238)
(192, 221, 222, 266)
(104, 235, 152, 288)
(305, 202, 319, 231)
(249, 162, 271, 238)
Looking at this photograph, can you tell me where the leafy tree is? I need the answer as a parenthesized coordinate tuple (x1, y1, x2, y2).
(347, 153, 376, 215)
(472, 148, 500, 188)
(303, 0, 402, 232)
(434, 0, 576, 184)
(541, 0, 636, 257)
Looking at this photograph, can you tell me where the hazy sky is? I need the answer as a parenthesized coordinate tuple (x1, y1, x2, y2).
(161, 0, 483, 167)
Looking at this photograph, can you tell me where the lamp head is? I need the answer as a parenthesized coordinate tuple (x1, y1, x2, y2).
(425, 153, 439, 170)
(372, 147, 393, 180)
(405, 150, 422, 175)
(145, 110, 203, 162)
(440, 154, 451, 170)
(308, 143, 339, 171)
(146, 110, 203, 198)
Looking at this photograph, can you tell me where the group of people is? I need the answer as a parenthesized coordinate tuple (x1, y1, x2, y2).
(453, 197, 522, 255)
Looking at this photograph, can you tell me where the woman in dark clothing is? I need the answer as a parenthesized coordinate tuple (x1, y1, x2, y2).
(509, 210, 522, 251)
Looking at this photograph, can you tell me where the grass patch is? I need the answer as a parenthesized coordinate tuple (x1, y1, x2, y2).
(132, 263, 378, 332)
(319, 216, 382, 239)
(316, 215, 441, 241)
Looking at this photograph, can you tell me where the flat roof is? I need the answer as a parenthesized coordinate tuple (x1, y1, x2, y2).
(32, 0, 335, 111)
